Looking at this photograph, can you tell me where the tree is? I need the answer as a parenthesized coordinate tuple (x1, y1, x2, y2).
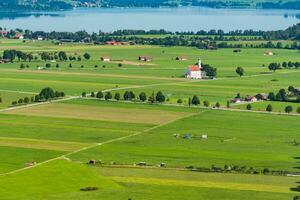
(39, 87, 55, 100)
(203, 100, 210, 107)
(139, 92, 147, 102)
(266, 104, 273, 112)
(202, 64, 217, 78)
(58, 51, 67, 61)
(45, 63, 51, 68)
(155, 91, 165, 103)
(18, 98, 23, 104)
(20, 63, 25, 69)
(268, 63, 280, 72)
(282, 61, 287, 68)
(288, 86, 295, 95)
(83, 53, 91, 60)
(215, 102, 220, 108)
(105, 92, 112, 100)
(177, 99, 183, 104)
(276, 89, 287, 101)
(268, 92, 276, 101)
(0, 97, 2, 103)
(56, 64, 60, 69)
(96, 91, 103, 99)
(12, 101, 17, 106)
(123, 91, 130, 101)
(191, 95, 200, 105)
(235, 67, 244, 77)
(23, 97, 30, 104)
(148, 92, 155, 104)
(285, 105, 293, 114)
(129, 91, 135, 100)
(91, 92, 95, 97)
(297, 107, 300, 114)
(82, 92, 86, 97)
(114, 92, 120, 101)
(188, 97, 192, 107)
(246, 104, 252, 110)
(226, 100, 230, 108)
(69, 63, 72, 68)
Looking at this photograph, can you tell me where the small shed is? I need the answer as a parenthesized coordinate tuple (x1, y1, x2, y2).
(138, 56, 152, 62)
(101, 56, 110, 62)
(176, 56, 187, 61)
(201, 134, 208, 139)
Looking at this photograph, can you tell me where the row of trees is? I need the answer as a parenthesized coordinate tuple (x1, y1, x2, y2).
(246, 103, 300, 114)
(268, 61, 300, 72)
(2, 50, 33, 62)
(2, 50, 91, 63)
(11, 87, 65, 106)
(86, 90, 167, 103)
(268, 86, 300, 103)
(7, 23, 300, 41)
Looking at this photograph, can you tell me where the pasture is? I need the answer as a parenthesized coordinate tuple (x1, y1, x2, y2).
(0, 38, 299, 200)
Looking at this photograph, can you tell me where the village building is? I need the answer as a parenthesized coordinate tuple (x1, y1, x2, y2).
(245, 96, 258, 102)
(105, 41, 129, 46)
(264, 51, 274, 56)
(256, 93, 268, 100)
(37, 36, 44, 41)
(176, 56, 188, 61)
(185, 59, 205, 79)
(101, 56, 110, 62)
(13, 34, 24, 40)
(0, 30, 8, 36)
(138, 56, 152, 62)
(230, 98, 242, 103)
(0, 59, 9, 64)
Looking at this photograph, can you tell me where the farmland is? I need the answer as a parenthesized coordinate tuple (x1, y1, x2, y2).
(0, 37, 299, 200)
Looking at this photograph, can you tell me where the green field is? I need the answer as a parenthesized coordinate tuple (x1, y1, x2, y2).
(0, 38, 299, 200)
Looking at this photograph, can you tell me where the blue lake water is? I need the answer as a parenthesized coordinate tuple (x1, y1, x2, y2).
(0, 7, 299, 32)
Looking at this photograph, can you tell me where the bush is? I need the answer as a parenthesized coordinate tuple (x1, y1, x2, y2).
(246, 104, 252, 110)
(96, 91, 103, 99)
(203, 100, 210, 107)
(177, 99, 183, 104)
(80, 187, 98, 192)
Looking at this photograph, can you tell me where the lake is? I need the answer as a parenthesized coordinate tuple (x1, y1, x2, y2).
(0, 7, 299, 32)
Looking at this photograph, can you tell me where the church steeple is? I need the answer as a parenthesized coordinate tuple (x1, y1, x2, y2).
(198, 58, 201, 67)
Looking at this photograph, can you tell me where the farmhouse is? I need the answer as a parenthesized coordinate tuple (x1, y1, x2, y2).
(245, 96, 258, 102)
(106, 41, 129, 46)
(139, 56, 152, 62)
(230, 98, 242, 103)
(14, 34, 24, 40)
(256, 93, 268, 100)
(101, 56, 110, 62)
(176, 56, 188, 61)
(0, 59, 9, 64)
(264, 51, 274, 56)
(185, 59, 205, 79)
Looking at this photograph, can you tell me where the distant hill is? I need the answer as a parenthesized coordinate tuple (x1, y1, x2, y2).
(0, 0, 73, 10)
(0, 0, 299, 10)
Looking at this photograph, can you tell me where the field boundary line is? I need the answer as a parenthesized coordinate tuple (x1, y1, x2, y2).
(0, 111, 202, 176)
(0, 89, 38, 95)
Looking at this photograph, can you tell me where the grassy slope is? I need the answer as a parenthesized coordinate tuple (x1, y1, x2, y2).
(0, 113, 152, 143)
(70, 108, 300, 171)
(0, 146, 63, 173)
(0, 160, 297, 200)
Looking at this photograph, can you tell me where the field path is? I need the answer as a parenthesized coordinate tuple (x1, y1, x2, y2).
(0, 110, 202, 176)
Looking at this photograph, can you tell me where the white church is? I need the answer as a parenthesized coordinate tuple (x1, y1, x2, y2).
(185, 59, 205, 79)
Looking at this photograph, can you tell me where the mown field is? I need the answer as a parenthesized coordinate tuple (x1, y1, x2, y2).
(0, 38, 299, 200)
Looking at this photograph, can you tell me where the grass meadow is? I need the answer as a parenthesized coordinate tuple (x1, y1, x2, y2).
(0, 38, 299, 200)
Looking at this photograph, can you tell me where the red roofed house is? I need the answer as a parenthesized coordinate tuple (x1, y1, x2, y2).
(185, 59, 205, 79)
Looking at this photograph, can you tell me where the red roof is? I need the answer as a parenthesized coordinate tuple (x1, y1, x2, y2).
(188, 65, 201, 71)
